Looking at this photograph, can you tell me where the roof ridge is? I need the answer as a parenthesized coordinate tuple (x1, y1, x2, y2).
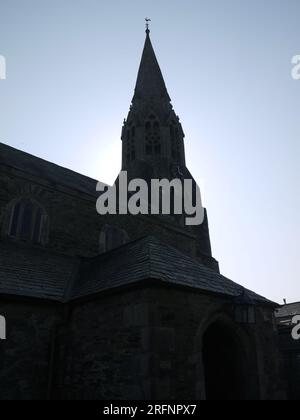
(142, 235, 276, 305)
(86, 235, 154, 264)
(0, 142, 98, 184)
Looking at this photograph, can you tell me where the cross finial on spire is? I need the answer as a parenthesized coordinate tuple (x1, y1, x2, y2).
(145, 18, 151, 34)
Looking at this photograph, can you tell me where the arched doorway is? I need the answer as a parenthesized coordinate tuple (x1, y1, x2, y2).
(202, 320, 247, 400)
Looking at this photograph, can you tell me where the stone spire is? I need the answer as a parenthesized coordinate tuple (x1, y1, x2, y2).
(133, 27, 171, 103)
(118, 25, 215, 264)
(121, 27, 186, 176)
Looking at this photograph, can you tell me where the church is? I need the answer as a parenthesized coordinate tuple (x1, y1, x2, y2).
(0, 27, 286, 400)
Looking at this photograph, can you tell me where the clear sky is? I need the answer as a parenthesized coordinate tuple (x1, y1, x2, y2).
(0, 0, 299, 303)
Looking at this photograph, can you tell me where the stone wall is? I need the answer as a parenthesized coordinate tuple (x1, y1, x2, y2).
(0, 164, 217, 269)
(51, 285, 286, 400)
(278, 325, 300, 400)
(0, 298, 61, 400)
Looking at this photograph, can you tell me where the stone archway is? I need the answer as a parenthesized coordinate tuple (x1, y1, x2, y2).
(194, 311, 260, 400)
(202, 319, 247, 400)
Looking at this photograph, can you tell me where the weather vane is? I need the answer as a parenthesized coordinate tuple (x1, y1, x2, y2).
(145, 18, 151, 32)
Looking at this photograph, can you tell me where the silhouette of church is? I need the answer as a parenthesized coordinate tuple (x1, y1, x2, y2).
(0, 27, 286, 400)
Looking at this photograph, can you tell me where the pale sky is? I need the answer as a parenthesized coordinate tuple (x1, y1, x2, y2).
(0, 0, 299, 303)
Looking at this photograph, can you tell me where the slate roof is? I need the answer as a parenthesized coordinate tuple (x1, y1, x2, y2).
(71, 236, 275, 305)
(275, 302, 300, 319)
(0, 241, 79, 302)
(0, 142, 99, 197)
(0, 236, 275, 305)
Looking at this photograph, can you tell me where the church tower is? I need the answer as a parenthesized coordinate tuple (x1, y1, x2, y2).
(120, 25, 216, 270)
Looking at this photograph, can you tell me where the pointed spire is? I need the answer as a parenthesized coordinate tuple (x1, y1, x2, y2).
(133, 26, 171, 103)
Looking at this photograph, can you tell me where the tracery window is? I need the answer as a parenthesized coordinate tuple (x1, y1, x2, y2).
(145, 115, 161, 156)
(126, 124, 136, 164)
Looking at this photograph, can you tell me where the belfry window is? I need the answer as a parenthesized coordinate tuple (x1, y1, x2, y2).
(145, 116, 161, 156)
(8, 199, 48, 245)
(126, 124, 136, 164)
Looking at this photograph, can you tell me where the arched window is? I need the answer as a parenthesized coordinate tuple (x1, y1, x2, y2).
(7, 199, 48, 245)
(145, 115, 161, 156)
(99, 224, 129, 254)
